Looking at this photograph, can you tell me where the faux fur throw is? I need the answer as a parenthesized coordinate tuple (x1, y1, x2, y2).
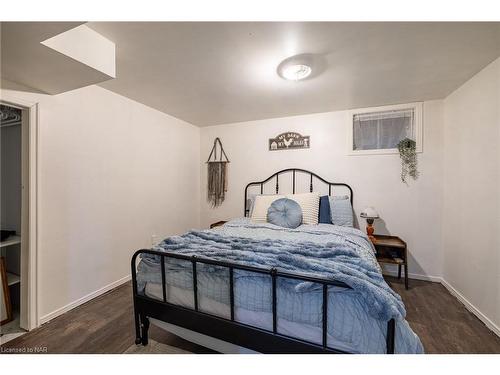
(141, 230, 406, 321)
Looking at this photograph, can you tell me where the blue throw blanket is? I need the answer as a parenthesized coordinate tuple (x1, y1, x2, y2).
(138, 230, 405, 321)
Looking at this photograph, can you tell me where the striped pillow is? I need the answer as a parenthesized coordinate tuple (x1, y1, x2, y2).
(250, 194, 285, 222)
(286, 192, 320, 225)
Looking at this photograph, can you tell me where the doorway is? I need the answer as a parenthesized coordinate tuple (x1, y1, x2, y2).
(0, 99, 39, 344)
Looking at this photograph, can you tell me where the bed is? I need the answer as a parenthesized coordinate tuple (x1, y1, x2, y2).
(131, 169, 423, 354)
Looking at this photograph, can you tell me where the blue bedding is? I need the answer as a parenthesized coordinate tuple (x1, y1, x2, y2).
(136, 219, 423, 353)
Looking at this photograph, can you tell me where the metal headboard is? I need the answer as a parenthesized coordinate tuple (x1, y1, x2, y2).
(244, 168, 353, 216)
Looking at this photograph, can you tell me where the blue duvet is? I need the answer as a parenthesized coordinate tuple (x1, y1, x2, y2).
(136, 219, 423, 353)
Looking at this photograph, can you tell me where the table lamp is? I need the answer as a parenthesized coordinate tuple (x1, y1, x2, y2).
(360, 207, 379, 243)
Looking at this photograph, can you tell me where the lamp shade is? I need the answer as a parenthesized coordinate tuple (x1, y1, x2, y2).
(360, 207, 379, 219)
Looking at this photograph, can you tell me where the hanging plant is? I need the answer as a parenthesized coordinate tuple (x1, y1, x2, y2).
(397, 138, 419, 184)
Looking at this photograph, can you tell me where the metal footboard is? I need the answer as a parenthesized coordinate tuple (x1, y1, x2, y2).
(131, 249, 396, 354)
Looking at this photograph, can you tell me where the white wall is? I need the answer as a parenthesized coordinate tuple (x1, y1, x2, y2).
(200, 101, 444, 279)
(443, 57, 500, 331)
(1, 84, 200, 321)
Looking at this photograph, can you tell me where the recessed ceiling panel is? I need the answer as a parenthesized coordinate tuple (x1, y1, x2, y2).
(1, 22, 115, 94)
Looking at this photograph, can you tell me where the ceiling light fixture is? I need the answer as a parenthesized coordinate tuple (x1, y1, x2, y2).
(277, 55, 314, 81)
(281, 64, 312, 81)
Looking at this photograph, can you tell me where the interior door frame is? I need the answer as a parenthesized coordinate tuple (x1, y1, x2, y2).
(1, 94, 40, 330)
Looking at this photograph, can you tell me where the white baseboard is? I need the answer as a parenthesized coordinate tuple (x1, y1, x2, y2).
(39, 274, 131, 325)
(440, 278, 500, 338)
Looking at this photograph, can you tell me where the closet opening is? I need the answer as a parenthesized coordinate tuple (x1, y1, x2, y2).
(0, 101, 37, 344)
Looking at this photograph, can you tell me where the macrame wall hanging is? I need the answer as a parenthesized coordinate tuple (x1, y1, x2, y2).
(206, 138, 230, 208)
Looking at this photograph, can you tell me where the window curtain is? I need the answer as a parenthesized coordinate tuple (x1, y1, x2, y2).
(353, 109, 414, 150)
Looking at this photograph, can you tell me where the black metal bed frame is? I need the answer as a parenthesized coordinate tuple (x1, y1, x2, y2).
(244, 168, 353, 216)
(131, 169, 396, 354)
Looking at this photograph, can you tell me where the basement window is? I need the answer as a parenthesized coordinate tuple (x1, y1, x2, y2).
(348, 102, 423, 155)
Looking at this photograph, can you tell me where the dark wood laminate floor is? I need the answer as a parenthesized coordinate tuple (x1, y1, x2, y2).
(386, 277, 500, 353)
(1, 278, 499, 354)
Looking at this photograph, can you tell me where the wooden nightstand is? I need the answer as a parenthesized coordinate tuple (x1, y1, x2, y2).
(373, 235, 408, 290)
(210, 221, 227, 229)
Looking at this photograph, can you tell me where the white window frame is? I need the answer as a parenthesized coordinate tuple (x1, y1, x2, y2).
(347, 102, 423, 156)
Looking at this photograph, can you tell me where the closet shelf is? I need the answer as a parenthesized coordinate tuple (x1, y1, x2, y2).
(0, 235, 21, 248)
(7, 272, 20, 286)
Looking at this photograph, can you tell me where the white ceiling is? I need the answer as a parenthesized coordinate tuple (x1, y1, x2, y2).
(87, 22, 500, 126)
(3, 22, 500, 126)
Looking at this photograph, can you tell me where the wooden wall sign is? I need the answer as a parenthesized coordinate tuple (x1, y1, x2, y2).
(269, 132, 310, 151)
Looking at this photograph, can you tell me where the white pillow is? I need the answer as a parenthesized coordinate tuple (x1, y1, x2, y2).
(250, 194, 285, 222)
(285, 192, 320, 225)
(247, 193, 276, 217)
